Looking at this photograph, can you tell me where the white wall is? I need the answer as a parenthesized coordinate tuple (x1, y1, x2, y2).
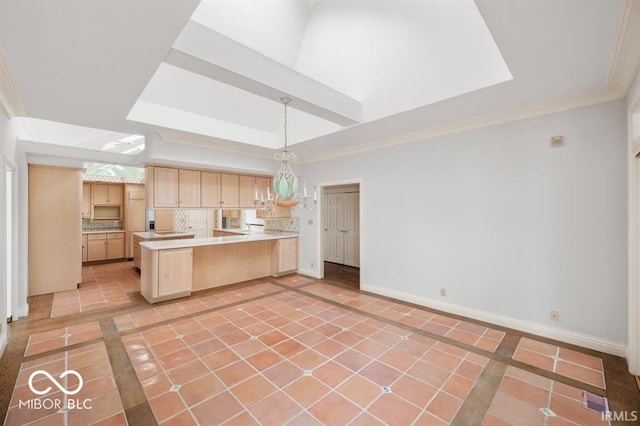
(297, 100, 628, 353)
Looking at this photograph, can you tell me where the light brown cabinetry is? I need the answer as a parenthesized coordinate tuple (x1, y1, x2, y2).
(239, 175, 256, 208)
(154, 210, 174, 231)
(82, 234, 88, 262)
(141, 246, 193, 303)
(272, 237, 299, 276)
(86, 232, 125, 261)
(82, 183, 91, 218)
(29, 165, 82, 296)
(153, 167, 179, 208)
(133, 236, 142, 269)
(179, 169, 201, 207)
(220, 174, 239, 208)
(87, 234, 107, 261)
(158, 248, 193, 297)
(91, 184, 123, 205)
(107, 233, 125, 259)
(201, 172, 221, 208)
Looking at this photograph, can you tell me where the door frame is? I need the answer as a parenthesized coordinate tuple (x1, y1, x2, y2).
(315, 178, 362, 281)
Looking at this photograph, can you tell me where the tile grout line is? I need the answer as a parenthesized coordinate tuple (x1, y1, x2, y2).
(278, 282, 609, 397)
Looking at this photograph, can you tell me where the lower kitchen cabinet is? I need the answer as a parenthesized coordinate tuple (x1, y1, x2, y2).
(86, 232, 125, 262)
(271, 237, 298, 276)
(158, 248, 193, 297)
(82, 234, 88, 262)
(107, 233, 125, 259)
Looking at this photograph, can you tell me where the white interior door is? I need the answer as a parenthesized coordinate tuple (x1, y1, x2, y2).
(343, 192, 360, 267)
(187, 210, 207, 238)
(324, 193, 345, 263)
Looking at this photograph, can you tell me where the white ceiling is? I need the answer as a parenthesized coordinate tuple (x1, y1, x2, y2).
(0, 0, 636, 162)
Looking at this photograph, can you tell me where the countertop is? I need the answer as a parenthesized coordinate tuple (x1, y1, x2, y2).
(82, 230, 125, 234)
(133, 231, 196, 240)
(140, 232, 298, 251)
(213, 228, 265, 235)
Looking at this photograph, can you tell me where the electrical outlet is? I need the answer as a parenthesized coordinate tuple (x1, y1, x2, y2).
(440, 288, 447, 297)
(550, 310, 560, 321)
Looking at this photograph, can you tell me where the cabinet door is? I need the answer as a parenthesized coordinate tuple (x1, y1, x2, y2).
(178, 169, 201, 207)
(82, 183, 91, 218)
(220, 174, 239, 208)
(82, 234, 88, 262)
(154, 210, 174, 231)
(154, 167, 179, 208)
(238, 175, 256, 208)
(107, 185, 124, 205)
(87, 235, 107, 261)
(201, 172, 221, 208)
(106, 233, 125, 259)
(158, 248, 193, 297)
(91, 184, 109, 204)
(133, 238, 141, 268)
(275, 238, 298, 274)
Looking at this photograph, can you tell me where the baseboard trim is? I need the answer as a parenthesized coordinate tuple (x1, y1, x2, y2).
(15, 303, 29, 320)
(296, 268, 322, 279)
(361, 284, 627, 357)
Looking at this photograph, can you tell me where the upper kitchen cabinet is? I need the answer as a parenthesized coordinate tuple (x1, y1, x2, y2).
(220, 174, 239, 208)
(239, 175, 256, 208)
(82, 183, 91, 218)
(91, 183, 123, 205)
(148, 166, 202, 209)
(151, 166, 179, 208)
(178, 169, 201, 208)
(201, 171, 221, 208)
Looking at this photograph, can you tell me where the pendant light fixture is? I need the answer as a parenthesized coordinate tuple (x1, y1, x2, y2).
(254, 97, 316, 210)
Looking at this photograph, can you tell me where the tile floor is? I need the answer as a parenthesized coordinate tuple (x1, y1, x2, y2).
(513, 337, 606, 389)
(3, 260, 635, 425)
(5, 343, 126, 425)
(50, 263, 140, 318)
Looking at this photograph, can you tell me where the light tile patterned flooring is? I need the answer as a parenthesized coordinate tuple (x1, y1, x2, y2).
(24, 322, 103, 357)
(513, 337, 606, 389)
(50, 263, 140, 318)
(484, 367, 608, 425)
(5, 343, 126, 425)
(4, 262, 623, 425)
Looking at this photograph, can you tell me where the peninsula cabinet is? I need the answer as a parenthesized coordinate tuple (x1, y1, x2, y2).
(141, 247, 193, 302)
(272, 237, 299, 276)
(152, 167, 201, 208)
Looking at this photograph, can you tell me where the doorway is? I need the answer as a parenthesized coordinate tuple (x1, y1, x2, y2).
(321, 183, 360, 287)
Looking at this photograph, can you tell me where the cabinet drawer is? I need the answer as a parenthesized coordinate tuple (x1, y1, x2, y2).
(87, 233, 106, 240)
(107, 232, 125, 240)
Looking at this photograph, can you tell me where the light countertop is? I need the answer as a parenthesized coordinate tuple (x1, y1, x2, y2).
(133, 231, 196, 240)
(140, 232, 297, 251)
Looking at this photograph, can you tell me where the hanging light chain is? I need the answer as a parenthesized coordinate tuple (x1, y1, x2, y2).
(281, 96, 290, 151)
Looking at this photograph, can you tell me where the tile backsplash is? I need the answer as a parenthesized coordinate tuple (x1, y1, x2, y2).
(264, 217, 299, 234)
(82, 218, 122, 231)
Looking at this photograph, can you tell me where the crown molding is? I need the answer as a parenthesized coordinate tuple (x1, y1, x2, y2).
(302, 88, 623, 163)
(607, 0, 640, 95)
(157, 129, 276, 160)
(0, 48, 25, 118)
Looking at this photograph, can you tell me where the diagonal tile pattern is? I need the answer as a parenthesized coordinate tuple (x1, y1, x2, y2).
(4, 261, 632, 426)
(123, 292, 489, 424)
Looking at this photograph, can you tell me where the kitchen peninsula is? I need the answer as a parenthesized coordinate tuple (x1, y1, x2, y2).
(140, 232, 298, 303)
